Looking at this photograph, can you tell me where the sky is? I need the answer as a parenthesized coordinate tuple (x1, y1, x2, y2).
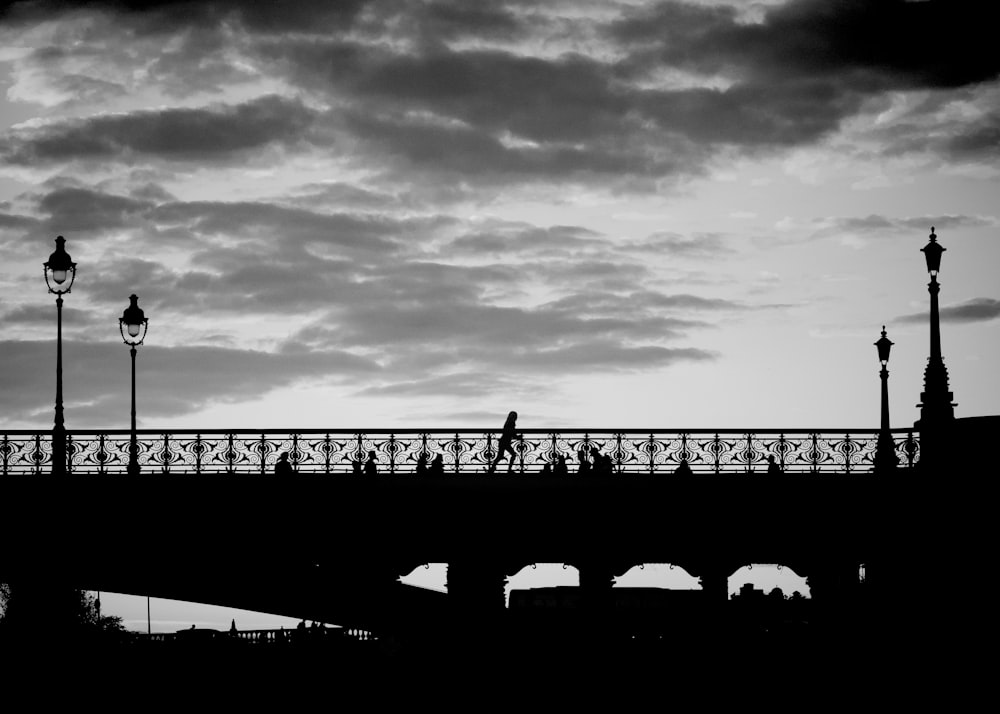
(1, 0, 997, 629)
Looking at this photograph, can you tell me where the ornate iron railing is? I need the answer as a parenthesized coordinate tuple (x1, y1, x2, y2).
(0, 428, 919, 476)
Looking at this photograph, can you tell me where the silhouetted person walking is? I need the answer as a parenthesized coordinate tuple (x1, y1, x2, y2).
(429, 454, 444, 476)
(364, 450, 378, 476)
(766, 455, 783, 475)
(577, 448, 590, 475)
(488, 411, 519, 473)
(553, 454, 569, 477)
(274, 452, 294, 476)
(675, 458, 693, 476)
(416, 453, 428, 475)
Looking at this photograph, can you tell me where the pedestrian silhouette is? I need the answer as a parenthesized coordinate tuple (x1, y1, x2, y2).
(351, 459, 362, 475)
(488, 410, 519, 473)
(766, 455, 783, 475)
(674, 458, 693, 476)
(577, 448, 590, 475)
(540, 462, 552, 475)
(416, 453, 428, 475)
(364, 450, 378, 476)
(553, 454, 569, 477)
(590, 446, 613, 476)
(428, 454, 445, 476)
(274, 452, 294, 476)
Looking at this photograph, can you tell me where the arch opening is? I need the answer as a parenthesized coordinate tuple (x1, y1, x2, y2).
(728, 564, 811, 600)
(613, 563, 701, 590)
(505, 563, 579, 609)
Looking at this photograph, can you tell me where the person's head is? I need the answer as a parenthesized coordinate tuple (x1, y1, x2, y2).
(279, 452, 288, 461)
(507, 410, 517, 422)
(768, 455, 776, 463)
(557, 455, 566, 464)
(368, 450, 376, 459)
(590, 446, 600, 457)
(433, 454, 442, 463)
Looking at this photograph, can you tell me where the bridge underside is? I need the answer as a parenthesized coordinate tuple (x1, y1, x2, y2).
(0, 471, 919, 634)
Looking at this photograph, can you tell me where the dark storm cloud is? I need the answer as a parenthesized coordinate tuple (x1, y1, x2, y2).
(0, 338, 379, 426)
(0, 0, 368, 33)
(2, 0, 995, 187)
(897, 298, 1000, 325)
(611, 0, 1000, 90)
(942, 116, 1000, 161)
(0, 95, 319, 165)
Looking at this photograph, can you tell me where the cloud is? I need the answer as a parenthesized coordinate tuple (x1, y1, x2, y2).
(0, 339, 380, 427)
(622, 232, 732, 257)
(611, 0, 1000, 90)
(4, 0, 996, 189)
(800, 214, 995, 242)
(896, 297, 1000, 324)
(0, 95, 320, 165)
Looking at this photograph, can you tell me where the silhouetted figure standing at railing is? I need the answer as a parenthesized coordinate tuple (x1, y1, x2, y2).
(416, 453, 428, 475)
(540, 462, 552, 475)
(429, 454, 445, 476)
(577, 448, 591, 475)
(488, 410, 519, 473)
(590, 446, 613, 476)
(351, 458, 362, 474)
(274, 452, 294, 476)
(554, 454, 568, 476)
(766, 455, 783, 475)
(674, 458, 693, 476)
(364, 450, 378, 476)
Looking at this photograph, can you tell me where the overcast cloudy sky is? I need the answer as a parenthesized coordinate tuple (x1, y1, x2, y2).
(2, 0, 998, 433)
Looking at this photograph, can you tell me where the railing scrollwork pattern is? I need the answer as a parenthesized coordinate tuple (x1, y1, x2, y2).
(0, 428, 919, 476)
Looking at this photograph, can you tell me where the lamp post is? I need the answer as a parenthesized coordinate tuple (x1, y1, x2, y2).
(917, 228, 956, 467)
(119, 294, 148, 476)
(874, 326, 898, 473)
(43, 236, 77, 477)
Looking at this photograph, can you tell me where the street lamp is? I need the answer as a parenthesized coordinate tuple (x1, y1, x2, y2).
(119, 294, 148, 476)
(874, 326, 898, 473)
(917, 228, 956, 462)
(43, 236, 77, 477)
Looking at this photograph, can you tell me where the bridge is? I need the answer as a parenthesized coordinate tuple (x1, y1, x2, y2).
(1, 425, 932, 643)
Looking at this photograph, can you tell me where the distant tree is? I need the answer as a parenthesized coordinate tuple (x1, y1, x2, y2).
(0, 582, 125, 643)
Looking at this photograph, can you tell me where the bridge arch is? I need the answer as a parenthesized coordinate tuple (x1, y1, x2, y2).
(613, 563, 701, 590)
(728, 563, 811, 599)
(505, 563, 579, 608)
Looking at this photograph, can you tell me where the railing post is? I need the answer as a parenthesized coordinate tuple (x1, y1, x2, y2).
(844, 433, 852, 475)
(97, 434, 107, 475)
(291, 433, 299, 472)
(713, 433, 722, 474)
(260, 433, 266, 476)
(1, 434, 8, 476)
(517, 432, 525, 474)
(647, 433, 655, 476)
(162, 432, 171, 474)
(452, 433, 461, 474)
(227, 433, 235, 474)
(195, 433, 203, 475)
(810, 433, 820, 473)
(324, 433, 331, 473)
(66, 433, 73, 476)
